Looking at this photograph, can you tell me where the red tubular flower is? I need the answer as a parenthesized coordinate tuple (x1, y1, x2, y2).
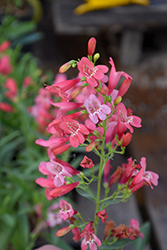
(0, 55, 12, 75)
(104, 160, 112, 183)
(23, 76, 31, 87)
(46, 78, 80, 100)
(80, 156, 94, 169)
(88, 37, 96, 56)
(117, 78, 131, 97)
(72, 227, 81, 242)
(108, 166, 124, 187)
(96, 209, 108, 223)
(129, 157, 159, 192)
(49, 182, 79, 198)
(117, 102, 142, 139)
(108, 57, 132, 95)
(0, 102, 14, 112)
(52, 144, 71, 155)
(35, 137, 69, 148)
(128, 219, 144, 239)
(51, 101, 83, 111)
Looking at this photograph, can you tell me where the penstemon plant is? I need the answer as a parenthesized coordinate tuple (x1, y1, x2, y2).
(35, 37, 159, 250)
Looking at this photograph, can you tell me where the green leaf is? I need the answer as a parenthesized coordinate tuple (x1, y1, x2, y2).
(70, 155, 83, 169)
(11, 213, 29, 250)
(44, 228, 74, 250)
(0, 220, 16, 250)
(104, 199, 122, 206)
(132, 221, 151, 250)
(101, 238, 137, 249)
(76, 186, 96, 201)
(0, 130, 21, 147)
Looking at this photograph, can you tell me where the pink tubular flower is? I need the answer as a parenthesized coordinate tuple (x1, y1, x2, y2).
(36, 159, 79, 200)
(46, 78, 80, 100)
(0, 102, 14, 112)
(0, 55, 12, 75)
(96, 209, 108, 223)
(84, 94, 111, 124)
(3, 78, 17, 101)
(49, 182, 79, 198)
(51, 101, 83, 111)
(23, 76, 32, 87)
(46, 159, 72, 187)
(80, 156, 94, 169)
(88, 37, 96, 56)
(59, 118, 90, 147)
(129, 157, 159, 192)
(117, 102, 141, 139)
(47, 203, 63, 227)
(36, 137, 69, 149)
(0, 41, 10, 52)
(81, 222, 101, 250)
(77, 57, 108, 87)
(108, 57, 132, 95)
(59, 200, 74, 220)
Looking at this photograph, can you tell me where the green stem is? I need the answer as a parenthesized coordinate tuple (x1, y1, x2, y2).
(94, 121, 107, 233)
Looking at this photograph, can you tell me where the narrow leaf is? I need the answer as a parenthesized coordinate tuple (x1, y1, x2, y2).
(76, 186, 96, 201)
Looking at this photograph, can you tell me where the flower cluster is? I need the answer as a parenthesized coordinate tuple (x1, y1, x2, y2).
(36, 37, 159, 249)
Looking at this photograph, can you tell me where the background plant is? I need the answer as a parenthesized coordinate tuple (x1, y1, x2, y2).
(0, 34, 75, 250)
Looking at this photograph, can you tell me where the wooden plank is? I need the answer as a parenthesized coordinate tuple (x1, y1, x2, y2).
(124, 77, 167, 249)
(52, 0, 167, 35)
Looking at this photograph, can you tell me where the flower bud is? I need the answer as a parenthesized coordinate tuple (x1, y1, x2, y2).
(88, 37, 96, 56)
(56, 226, 71, 237)
(93, 53, 100, 63)
(114, 96, 122, 106)
(108, 166, 124, 187)
(59, 60, 75, 73)
(122, 133, 132, 147)
(85, 141, 96, 152)
(70, 86, 83, 99)
(100, 86, 108, 95)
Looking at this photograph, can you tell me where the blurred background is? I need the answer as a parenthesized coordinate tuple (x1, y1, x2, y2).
(0, 0, 167, 250)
